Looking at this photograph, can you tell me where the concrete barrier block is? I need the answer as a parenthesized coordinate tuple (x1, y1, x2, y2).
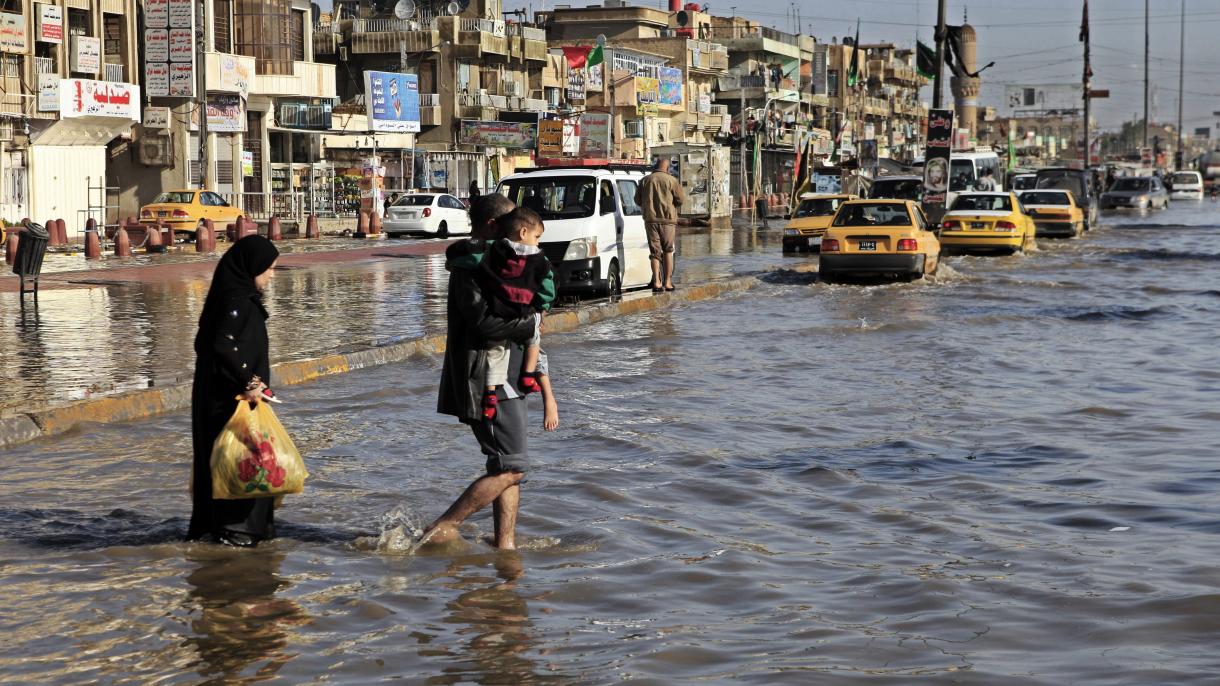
(0, 415, 43, 448)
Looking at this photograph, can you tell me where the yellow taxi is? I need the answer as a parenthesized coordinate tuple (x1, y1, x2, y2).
(782, 193, 857, 253)
(1017, 189, 1085, 238)
(139, 190, 243, 237)
(939, 192, 1036, 254)
(819, 199, 941, 283)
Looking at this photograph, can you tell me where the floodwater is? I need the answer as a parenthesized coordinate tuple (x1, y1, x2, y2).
(3, 202, 1220, 683)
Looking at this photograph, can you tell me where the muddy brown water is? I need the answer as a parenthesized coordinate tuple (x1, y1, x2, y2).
(2, 204, 1220, 683)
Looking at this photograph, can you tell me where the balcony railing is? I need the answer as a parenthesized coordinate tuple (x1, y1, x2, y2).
(706, 25, 798, 47)
(353, 17, 437, 32)
(505, 24, 546, 41)
(34, 57, 54, 75)
(104, 63, 125, 83)
(420, 93, 439, 107)
(459, 18, 504, 36)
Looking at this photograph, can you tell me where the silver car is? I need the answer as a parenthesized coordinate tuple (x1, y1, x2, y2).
(1101, 176, 1169, 210)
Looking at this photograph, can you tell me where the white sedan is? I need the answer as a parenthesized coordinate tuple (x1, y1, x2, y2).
(383, 193, 471, 238)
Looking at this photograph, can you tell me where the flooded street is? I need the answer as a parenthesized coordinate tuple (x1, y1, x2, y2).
(3, 202, 1220, 683)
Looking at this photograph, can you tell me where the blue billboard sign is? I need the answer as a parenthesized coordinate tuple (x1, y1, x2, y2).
(363, 71, 420, 133)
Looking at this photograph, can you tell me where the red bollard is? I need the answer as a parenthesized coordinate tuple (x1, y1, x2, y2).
(114, 225, 132, 257)
(267, 216, 282, 241)
(45, 219, 60, 246)
(225, 221, 237, 242)
(197, 219, 215, 252)
(356, 210, 370, 238)
(164, 225, 176, 246)
(84, 218, 101, 259)
(241, 217, 258, 239)
(305, 214, 320, 239)
(56, 218, 68, 245)
(145, 221, 164, 253)
(5, 227, 19, 265)
(369, 212, 382, 236)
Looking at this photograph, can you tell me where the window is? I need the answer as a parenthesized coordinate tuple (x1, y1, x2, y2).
(1018, 191, 1070, 206)
(832, 203, 911, 227)
(234, 0, 294, 75)
(215, 0, 233, 53)
(949, 159, 976, 191)
(499, 176, 597, 219)
(1111, 178, 1150, 192)
(291, 10, 305, 62)
(153, 192, 197, 204)
(68, 9, 90, 37)
(794, 198, 840, 217)
(950, 194, 1011, 212)
(599, 181, 615, 215)
(616, 180, 642, 216)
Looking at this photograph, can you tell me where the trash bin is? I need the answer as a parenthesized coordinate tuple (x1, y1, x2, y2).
(12, 222, 50, 299)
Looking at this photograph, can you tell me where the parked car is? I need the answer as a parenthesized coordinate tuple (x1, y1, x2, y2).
(1018, 189, 1086, 238)
(1035, 167, 1098, 229)
(869, 175, 924, 202)
(939, 192, 1036, 254)
(496, 165, 652, 296)
(1168, 171, 1204, 200)
(782, 193, 856, 253)
(138, 190, 243, 238)
(819, 199, 941, 283)
(383, 193, 472, 238)
(1010, 173, 1037, 191)
(1100, 176, 1169, 210)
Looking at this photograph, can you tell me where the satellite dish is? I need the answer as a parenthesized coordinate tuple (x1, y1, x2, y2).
(393, 0, 415, 19)
(596, 33, 607, 46)
(676, 10, 689, 26)
(445, 1, 460, 15)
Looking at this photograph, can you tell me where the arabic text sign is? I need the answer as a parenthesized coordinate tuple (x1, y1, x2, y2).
(145, 63, 169, 95)
(145, 29, 168, 62)
(72, 35, 100, 73)
(458, 120, 537, 150)
(635, 77, 659, 116)
(59, 79, 140, 121)
(579, 113, 610, 157)
(216, 54, 252, 97)
(38, 4, 63, 44)
(169, 63, 194, 96)
(923, 108, 954, 208)
(146, 0, 169, 28)
(0, 12, 27, 54)
(206, 95, 245, 132)
(657, 66, 683, 107)
(145, 0, 193, 96)
(364, 71, 420, 132)
(143, 106, 171, 128)
(168, 0, 193, 28)
(538, 119, 565, 157)
(37, 73, 59, 111)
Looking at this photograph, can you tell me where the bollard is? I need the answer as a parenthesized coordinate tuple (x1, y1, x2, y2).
(84, 218, 101, 259)
(5, 226, 19, 265)
(164, 225, 176, 247)
(56, 218, 68, 245)
(305, 214, 320, 239)
(369, 212, 382, 236)
(114, 225, 132, 256)
(225, 222, 237, 242)
(356, 210, 370, 238)
(754, 197, 770, 229)
(267, 216, 282, 241)
(145, 220, 165, 253)
(45, 219, 60, 246)
(197, 219, 215, 253)
(240, 217, 258, 239)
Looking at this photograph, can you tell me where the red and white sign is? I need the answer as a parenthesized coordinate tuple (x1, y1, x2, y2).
(168, 0, 193, 28)
(0, 12, 26, 53)
(59, 79, 141, 121)
(145, 29, 168, 62)
(72, 35, 101, 73)
(146, 0, 169, 28)
(145, 63, 169, 95)
(37, 4, 63, 44)
(169, 63, 194, 96)
(168, 28, 192, 62)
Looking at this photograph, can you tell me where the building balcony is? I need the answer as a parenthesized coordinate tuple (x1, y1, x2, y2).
(252, 61, 337, 100)
(455, 18, 507, 56)
(103, 62, 125, 83)
(314, 27, 338, 55)
(419, 93, 442, 126)
(351, 17, 441, 54)
(688, 40, 729, 73)
(35, 57, 55, 75)
(704, 25, 800, 58)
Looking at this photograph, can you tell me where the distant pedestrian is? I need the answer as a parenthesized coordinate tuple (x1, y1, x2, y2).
(188, 235, 280, 547)
(469, 178, 480, 201)
(384, 193, 399, 216)
(635, 158, 685, 292)
(975, 168, 997, 191)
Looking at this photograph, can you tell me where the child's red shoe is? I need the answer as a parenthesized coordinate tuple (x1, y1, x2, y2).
(518, 372, 542, 395)
(482, 389, 498, 420)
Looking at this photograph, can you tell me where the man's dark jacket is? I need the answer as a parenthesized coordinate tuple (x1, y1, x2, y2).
(437, 239, 536, 420)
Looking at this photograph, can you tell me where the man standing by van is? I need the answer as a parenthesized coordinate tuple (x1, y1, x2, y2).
(636, 158, 685, 292)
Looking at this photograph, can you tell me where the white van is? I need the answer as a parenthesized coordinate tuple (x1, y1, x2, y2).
(1169, 170, 1204, 200)
(949, 151, 1003, 203)
(496, 166, 652, 296)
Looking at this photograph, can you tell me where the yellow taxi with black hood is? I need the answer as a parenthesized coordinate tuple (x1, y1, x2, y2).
(938, 192, 1036, 254)
(782, 193, 856, 252)
(819, 199, 941, 282)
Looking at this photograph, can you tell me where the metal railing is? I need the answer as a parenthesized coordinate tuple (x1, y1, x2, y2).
(219, 192, 308, 221)
(459, 18, 504, 35)
(34, 57, 54, 74)
(419, 93, 440, 107)
(103, 63, 125, 83)
(505, 24, 546, 41)
(705, 25, 799, 46)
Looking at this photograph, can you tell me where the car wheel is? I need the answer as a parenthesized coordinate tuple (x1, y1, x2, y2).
(437, 221, 449, 239)
(600, 260, 622, 297)
(782, 243, 795, 254)
(819, 269, 834, 284)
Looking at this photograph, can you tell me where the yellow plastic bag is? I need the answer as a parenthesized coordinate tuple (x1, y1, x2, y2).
(210, 399, 308, 500)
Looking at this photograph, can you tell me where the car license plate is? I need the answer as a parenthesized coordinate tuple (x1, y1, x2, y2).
(158, 211, 169, 217)
(858, 240, 876, 251)
(971, 222, 986, 229)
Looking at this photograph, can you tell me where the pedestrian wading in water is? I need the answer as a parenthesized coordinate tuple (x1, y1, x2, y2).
(189, 235, 280, 547)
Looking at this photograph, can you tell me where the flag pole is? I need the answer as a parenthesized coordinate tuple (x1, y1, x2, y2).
(933, 0, 947, 109)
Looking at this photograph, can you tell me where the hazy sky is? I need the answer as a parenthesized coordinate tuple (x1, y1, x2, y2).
(504, 0, 1220, 133)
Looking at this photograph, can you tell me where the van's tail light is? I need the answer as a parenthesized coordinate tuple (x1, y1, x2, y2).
(996, 220, 1017, 230)
(423, 207, 432, 217)
(140, 209, 152, 218)
(897, 238, 917, 251)
(942, 220, 959, 229)
(172, 209, 190, 218)
(822, 238, 840, 252)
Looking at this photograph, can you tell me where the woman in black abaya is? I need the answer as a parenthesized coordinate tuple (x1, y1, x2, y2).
(188, 235, 280, 547)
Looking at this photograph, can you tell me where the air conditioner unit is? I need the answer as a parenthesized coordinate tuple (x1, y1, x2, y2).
(138, 131, 174, 167)
(503, 81, 520, 97)
(624, 120, 644, 138)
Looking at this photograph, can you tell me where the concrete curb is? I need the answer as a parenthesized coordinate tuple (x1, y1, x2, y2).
(0, 271, 771, 449)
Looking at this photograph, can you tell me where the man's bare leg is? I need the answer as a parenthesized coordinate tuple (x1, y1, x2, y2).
(649, 254, 662, 288)
(424, 471, 523, 546)
(491, 484, 520, 550)
(663, 252, 675, 289)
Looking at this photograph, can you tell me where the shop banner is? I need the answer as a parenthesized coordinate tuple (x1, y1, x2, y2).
(145, 0, 193, 96)
(586, 63, 603, 92)
(37, 4, 62, 44)
(923, 108, 953, 210)
(37, 73, 59, 111)
(364, 71, 420, 133)
(538, 119, 564, 157)
(145, 29, 168, 62)
(697, 93, 711, 114)
(206, 94, 245, 132)
(657, 66, 683, 108)
(566, 70, 585, 104)
(241, 151, 254, 177)
(0, 12, 26, 54)
(146, 0, 169, 28)
(215, 54, 252, 98)
(72, 36, 101, 73)
(143, 106, 170, 128)
(168, 0, 192, 28)
(145, 63, 169, 96)
(579, 113, 610, 157)
(635, 76, 659, 116)
(459, 120, 537, 149)
(59, 79, 140, 121)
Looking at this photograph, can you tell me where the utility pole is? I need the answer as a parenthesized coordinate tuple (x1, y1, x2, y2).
(1176, 0, 1185, 169)
(1143, 0, 1150, 151)
(933, 0, 947, 109)
(1083, 0, 1091, 170)
(196, 0, 210, 190)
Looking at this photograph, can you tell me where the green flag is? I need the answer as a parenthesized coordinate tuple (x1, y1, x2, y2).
(916, 40, 936, 79)
(587, 44, 604, 68)
(846, 19, 861, 87)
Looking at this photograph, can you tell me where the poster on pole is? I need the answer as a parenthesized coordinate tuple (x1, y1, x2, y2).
(923, 108, 954, 212)
(364, 71, 420, 132)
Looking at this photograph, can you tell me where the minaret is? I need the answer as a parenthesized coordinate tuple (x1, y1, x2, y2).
(950, 23, 979, 144)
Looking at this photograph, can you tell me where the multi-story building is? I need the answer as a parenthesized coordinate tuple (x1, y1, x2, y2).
(317, 0, 550, 197)
(825, 40, 928, 167)
(0, 0, 140, 225)
(112, 0, 338, 220)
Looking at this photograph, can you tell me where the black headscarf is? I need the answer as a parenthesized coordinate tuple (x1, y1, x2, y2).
(195, 235, 279, 348)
